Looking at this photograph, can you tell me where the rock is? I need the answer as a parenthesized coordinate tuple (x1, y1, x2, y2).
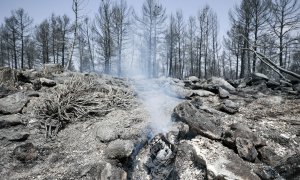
(210, 76, 236, 92)
(252, 73, 269, 81)
(0, 67, 16, 85)
(190, 136, 260, 180)
(13, 143, 38, 162)
(32, 79, 42, 90)
(173, 100, 223, 140)
(236, 137, 258, 162)
(254, 165, 282, 180)
(43, 63, 63, 75)
(219, 87, 230, 99)
(0, 114, 23, 128)
(96, 126, 118, 143)
(105, 139, 134, 159)
(40, 78, 57, 87)
(166, 122, 189, 144)
(190, 89, 215, 97)
(187, 76, 199, 83)
(220, 99, 238, 114)
(174, 141, 207, 179)
(258, 146, 282, 167)
(274, 154, 300, 179)
(144, 134, 177, 180)
(0, 92, 29, 114)
(222, 123, 265, 150)
(8, 131, 30, 141)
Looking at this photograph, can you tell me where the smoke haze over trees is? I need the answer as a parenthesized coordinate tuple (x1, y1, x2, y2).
(0, 0, 299, 80)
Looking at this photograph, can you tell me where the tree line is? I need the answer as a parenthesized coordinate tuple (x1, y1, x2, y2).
(0, 0, 299, 80)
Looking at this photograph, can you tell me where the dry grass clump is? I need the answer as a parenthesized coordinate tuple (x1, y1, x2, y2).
(34, 74, 134, 125)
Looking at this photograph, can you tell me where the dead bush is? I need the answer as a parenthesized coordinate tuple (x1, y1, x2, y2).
(34, 74, 134, 138)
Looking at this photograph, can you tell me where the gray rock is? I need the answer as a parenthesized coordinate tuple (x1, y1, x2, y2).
(40, 78, 57, 87)
(166, 122, 189, 144)
(275, 154, 300, 179)
(219, 87, 230, 99)
(236, 137, 258, 162)
(32, 79, 42, 90)
(222, 123, 265, 149)
(13, 143, 38, 162)
(173, 100, 223, 140)
(105, 139, 134, 159)
(190, 89, 215, 97)
(0, 114, 23, 129)
(0, 92, 29, 114)
(173, 141, 206, 179)
(8, 132, 29, 141)
(96, 126, 118, 143)
(190, 136, 260, 180)
(220, 99, 238, 114)
(210, 76, 236, 92)
(258, 146, 282, 167)
(252, 73, 269, 81)
(187, 76, 199, 83)
(254, 165, 282, 180)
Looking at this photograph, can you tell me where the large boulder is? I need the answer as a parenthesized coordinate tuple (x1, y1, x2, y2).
(0, 92, 29, 114)
(190, 136, 260, 180)
(173, 98, 223, 140)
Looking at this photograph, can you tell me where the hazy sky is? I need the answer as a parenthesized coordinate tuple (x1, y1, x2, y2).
(0, 0, 241, 39)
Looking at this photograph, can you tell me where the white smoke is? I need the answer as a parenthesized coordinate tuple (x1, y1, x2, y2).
(132, 77, 182, 135)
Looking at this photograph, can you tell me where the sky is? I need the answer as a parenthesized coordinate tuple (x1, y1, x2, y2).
(0, 0, 241, 39)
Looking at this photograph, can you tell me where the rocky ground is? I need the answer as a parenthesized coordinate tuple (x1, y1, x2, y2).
(0, 65, 299, 180)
